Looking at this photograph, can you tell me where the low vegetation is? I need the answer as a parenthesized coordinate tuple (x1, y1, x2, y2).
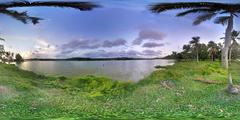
(1, 61, 240, 119)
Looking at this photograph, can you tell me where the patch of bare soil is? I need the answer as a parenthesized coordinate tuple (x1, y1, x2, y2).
(0, 85, 18, 99)
(161, 80, 175, 89)
(194, 77, 220, 84)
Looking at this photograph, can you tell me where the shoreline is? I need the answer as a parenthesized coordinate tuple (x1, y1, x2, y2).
(15, 59, 175, 82)
(2, 61, 240, 119)
(24, 58, 165, 62)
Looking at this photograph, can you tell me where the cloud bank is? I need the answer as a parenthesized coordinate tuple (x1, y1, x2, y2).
(142, 42, 165, 48)
(132, 29, 166, 45)
(23, 35, 164, 58)
(103, 39, 127, 48)
(83, 50, 162, 58)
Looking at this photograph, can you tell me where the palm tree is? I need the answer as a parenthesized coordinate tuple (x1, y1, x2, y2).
(183, 44, 191, 52)
(189, 36, 200, 62)
(220, 30, 240, 63)
(150, 2, 240, 93)
(229, 30, 240, 63)
(0, 1, 99, 24)
(150, 2, 240, 69)
(207, 41, 218, 61)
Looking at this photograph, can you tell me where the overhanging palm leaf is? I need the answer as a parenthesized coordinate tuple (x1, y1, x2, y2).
(150, 2, 240, 25)
(176, 8, 217, 17)
(214, 16, 230, 25)
(193, 12, 217, 25)
(0, 9, 42, 24)
(150, 2, 240, 13)
(0, 1, 99, 11)
(0, 1, 100, 24)
(0, 38, 4, 41)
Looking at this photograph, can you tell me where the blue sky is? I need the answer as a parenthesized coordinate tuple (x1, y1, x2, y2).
(0, 0, 239, 58)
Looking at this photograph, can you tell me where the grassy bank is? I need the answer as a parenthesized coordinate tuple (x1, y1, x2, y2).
(1, 61, 240, 119)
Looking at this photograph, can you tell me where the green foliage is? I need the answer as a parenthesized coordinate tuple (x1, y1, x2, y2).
(68, 75, 133, 97)
(165, 38, 222, 61)
(1, 61, 240, 119)
(15, 53, 24, 63)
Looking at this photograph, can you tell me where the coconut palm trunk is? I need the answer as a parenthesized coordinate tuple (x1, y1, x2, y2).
(222, 14, 234, 89)
(222, 14, 233, 69)
(229, 43, 234, 64)
(228, 72, 233, 86)
(196, 48, 199, 62)
(212, 54, 214, 61)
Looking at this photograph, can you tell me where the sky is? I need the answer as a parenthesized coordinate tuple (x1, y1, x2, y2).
(0, 0, 240, 58)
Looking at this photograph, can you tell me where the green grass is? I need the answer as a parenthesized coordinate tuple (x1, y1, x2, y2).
(1, 61, 240, 119)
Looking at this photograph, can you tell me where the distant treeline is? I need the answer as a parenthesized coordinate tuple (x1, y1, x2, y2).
(25, 57, 162, 61)
(164, 36, 240, 61)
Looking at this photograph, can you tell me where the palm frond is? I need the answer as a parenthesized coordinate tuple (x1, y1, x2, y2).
(214, 16, 230, 25)
(0, 1, 100, 11)
(220, 10, 230, 14)
(176, 8, 217, 17)
(0, 9, 42, 24)
(150, 2, 240, 13)
(193, 12, 217, 25)
(232, 30, 240, 37)
(0, 38, 4, 41)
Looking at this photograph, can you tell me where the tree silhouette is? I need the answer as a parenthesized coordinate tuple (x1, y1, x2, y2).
(229, 30, 240, 63)
(189, 36, 200, 62)
(15, 53, 24, 63)
(207, 41, 218, 61)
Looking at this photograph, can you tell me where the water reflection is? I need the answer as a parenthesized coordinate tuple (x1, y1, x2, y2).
(16, 59, 174, 82)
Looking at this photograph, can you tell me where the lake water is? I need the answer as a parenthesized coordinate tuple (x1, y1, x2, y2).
(16, 59, 174, 82)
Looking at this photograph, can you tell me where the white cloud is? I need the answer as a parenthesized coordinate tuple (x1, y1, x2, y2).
(26, 39, 59, 58)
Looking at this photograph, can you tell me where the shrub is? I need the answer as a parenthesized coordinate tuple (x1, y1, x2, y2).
(68, 75, 132, 97)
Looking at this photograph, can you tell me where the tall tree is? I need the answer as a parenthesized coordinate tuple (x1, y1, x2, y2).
(0, 0, 99, 24)
(150, 2, 240, 93)
(15, 53, 24, 63)
(150, 2, 240, 69)
(220, 30, 240, 63)
(207, 41, 218, 61)
(183, 44, 191, 52)
(229, 30, 240, 63)
(189, 36, 200, 62)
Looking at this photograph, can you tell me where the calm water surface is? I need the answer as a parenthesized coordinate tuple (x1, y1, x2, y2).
(16, 59, 174, 82)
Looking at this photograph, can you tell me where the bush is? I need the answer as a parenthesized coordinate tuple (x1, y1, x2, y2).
(15, 53, 24, 63)
(68, 75, 133, 96)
